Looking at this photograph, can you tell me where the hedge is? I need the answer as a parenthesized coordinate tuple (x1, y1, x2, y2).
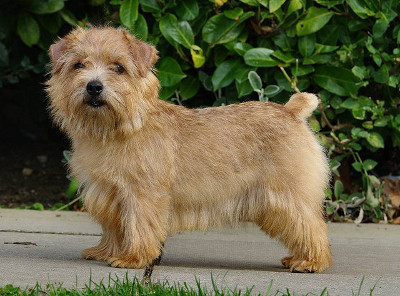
(1, 0, 399, 222)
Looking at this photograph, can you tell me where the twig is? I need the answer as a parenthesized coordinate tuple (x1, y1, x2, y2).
(278, 66, 300, 93)
(175, 91, 183, 106)
(318, 104, 354, 131)
(4, 242, 37, 246)
(56, 195, 82, 211)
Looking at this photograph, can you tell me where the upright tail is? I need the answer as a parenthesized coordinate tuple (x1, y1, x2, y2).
(284, 92, 319, 120)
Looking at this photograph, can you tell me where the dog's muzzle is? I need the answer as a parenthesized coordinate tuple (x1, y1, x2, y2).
(85, 80, 106, 107)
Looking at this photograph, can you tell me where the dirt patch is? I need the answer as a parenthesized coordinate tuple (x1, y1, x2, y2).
(0, 139, 70, 209)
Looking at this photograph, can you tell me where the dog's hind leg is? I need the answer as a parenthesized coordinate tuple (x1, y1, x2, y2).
(257, 189, 332, 273)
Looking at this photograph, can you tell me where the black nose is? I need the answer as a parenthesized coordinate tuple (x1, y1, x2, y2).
(86, 80, 103, 97)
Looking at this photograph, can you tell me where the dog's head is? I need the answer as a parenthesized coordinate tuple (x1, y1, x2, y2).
(46, 27, 159, 140)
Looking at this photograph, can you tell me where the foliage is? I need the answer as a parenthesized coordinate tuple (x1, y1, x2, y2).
(1, 0, 400, 222)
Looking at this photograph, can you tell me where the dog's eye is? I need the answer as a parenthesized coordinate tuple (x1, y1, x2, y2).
(74, 62, 84, 69)
(115, 63, 125, 75)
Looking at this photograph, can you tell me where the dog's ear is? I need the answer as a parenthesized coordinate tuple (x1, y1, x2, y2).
(123, 31, 159, 77)
(49, 38, 67, 74)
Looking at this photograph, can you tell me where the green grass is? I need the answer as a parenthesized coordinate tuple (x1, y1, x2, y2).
(0, 274, 377, 296)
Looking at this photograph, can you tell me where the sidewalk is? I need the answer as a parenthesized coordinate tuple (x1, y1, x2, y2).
(0, 209, 399, 295)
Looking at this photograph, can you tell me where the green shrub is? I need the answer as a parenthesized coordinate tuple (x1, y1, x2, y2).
(1, 0, 399, 222)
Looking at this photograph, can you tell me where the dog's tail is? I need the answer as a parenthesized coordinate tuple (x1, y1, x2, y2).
(284, 92, 319, 120)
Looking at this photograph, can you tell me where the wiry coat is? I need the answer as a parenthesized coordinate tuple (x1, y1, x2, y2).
(46, 27, 332, 272)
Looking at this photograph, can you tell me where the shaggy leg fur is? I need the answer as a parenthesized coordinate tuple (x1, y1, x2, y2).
(82, 227, 120, 261)
(258, 193, 332, 273)
(105, 195, 169, 269)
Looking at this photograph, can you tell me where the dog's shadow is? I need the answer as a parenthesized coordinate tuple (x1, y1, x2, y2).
(160, 254, 288, 273)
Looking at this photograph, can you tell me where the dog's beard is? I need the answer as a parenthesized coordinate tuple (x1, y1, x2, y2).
(51, 87, 151, 142)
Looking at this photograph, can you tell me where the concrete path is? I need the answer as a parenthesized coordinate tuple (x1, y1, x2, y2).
(0, 209, 399, 295)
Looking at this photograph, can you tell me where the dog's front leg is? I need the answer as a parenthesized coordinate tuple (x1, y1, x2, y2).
(82, 225, 120, 261)
(107, 193, 170, 269)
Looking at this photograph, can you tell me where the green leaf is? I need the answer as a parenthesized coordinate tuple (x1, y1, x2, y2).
(199, 71, 213, 91)
(224, 8, 244, 19)
(365, 186, 379, 208)
(351, 66, 368, 80)
(38, 14, 62, 34)
(296, 7, 334, 36)
(374, 117, 388, 127)
(287, 0, 302, 16)
(334, 180, 344, 198)
(248, 71, 262, 90)
(264, 85, 280, 96)
(372, 64, 389, 84)
(303, 54, 332, 65)
(314, 44, 338, 54)
(212, 59, 243, 91)
(298, 34, 315, 57)
(131, 14, 148, 41)
(17, 13, 40, 47)
(139, 0, 161, 13)
(316, 0, 344, 8)
(179, 76, 200, 99)
(29, 0, 64, 14)
(176, 0, 199, 21)
(363, 159, 377, 171)
(309, 117, 321, 131)
(157, 57, 186, 87)
(31, 202, 45, 211)
(190, 45, 206, 68)
(120, 0, 139, 29)
(291, 65, 314, 76)
(313, 66, 361, 96)
(341, 98, 359, 109)
(269, 0, 285, 13)
(352, 162, 362, 172)
(233, 42, 253, 56)
(236, 79, 253, 98)
(362, 121, 373, 129)
(160, 14, 194, 49)
(348, 142, 361, 151)
(346, 0, 375, 19)
(272, 50, 295, 63)
(348, 19, 368, 32)
(202, 12, 254, 45)
(238, 0, 259, 5)
(66, 178, 79, 198)
(244, 48, 279, 67)
(317, 24, 339, 45)
(373, 15, 389, 38)
(159, 86, 176, 100)
(272, 33, 295, 51)
(59, 8, 78, 26)
(367, 132, 384, 148)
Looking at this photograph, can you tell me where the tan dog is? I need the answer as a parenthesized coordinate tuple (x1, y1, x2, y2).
(46, 27, 332, 273)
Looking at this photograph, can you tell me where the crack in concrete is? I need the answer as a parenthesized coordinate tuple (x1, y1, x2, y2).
(0, 229, 101, 236)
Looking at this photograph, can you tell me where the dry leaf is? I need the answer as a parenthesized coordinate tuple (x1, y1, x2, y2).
(390, 193, 400, 208)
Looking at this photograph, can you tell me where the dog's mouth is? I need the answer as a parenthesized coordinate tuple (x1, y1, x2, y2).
(84, 98, 106, 108)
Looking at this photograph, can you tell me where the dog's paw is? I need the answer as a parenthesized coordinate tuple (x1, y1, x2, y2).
(281, 256, 293, 269)
(107, 256, 147, 269)
(282, 256, 327, 273)
(82, 246, 109, 261)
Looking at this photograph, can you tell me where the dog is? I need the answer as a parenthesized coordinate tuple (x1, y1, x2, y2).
(46, 26, 332, 273)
